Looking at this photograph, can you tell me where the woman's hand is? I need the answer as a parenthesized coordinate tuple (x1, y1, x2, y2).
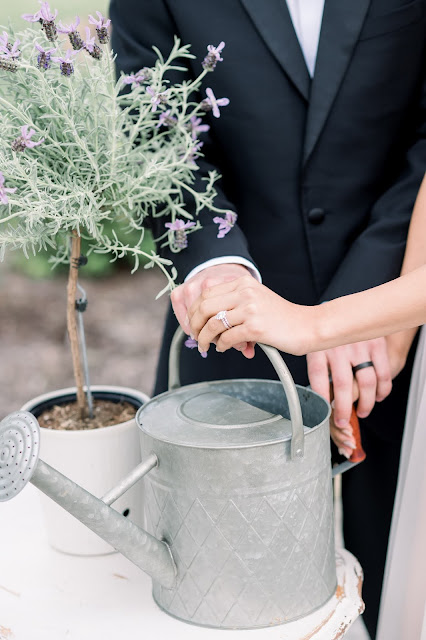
(188, 276, 318, 357)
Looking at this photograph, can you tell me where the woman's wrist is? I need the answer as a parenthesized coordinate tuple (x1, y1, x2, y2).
(293, 303, 326, 355)
(309, 301, 336, 353)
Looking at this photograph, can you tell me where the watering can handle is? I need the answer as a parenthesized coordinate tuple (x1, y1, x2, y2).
(168, 327, 305, 460)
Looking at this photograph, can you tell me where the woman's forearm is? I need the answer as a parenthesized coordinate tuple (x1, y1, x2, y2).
(312, 175, 426, 354)
(314, 263, 426, 352)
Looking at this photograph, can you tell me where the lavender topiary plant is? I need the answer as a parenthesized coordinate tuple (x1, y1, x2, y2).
(0, 2, 234, 418)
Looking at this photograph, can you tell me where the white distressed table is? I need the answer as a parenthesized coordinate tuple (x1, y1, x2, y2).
(0, 484, 364, 640)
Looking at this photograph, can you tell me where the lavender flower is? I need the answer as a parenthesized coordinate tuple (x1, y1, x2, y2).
(156, 109, 177, 128)
(57, 17, 84, 50)
(146, 86, 168, 112)
(0, 57, 18, 73)
(22, 7, 43, 22)
(24, 2, 58, 42)
(185, 336, 208, 358)
(122, 68, 151, 87)
(83, 27, 102, 60)
(0, 41, 21, 72)
(0, 31, 11, 51)
(186, 140, 203, 165)
(0, 39, 21, 59)
(165, 219, 196, 249)
(213, 211, 237, 238)
(52, 49, 78, 77)
(12, 125, 44, 152)
(202, 41, 225, 71)
(188, 116, 210, 140)
(88, 11, 111, 45)
(0, 172, 17, 205)
(35, 42, 56, 70)
(201, 87, 230, 118)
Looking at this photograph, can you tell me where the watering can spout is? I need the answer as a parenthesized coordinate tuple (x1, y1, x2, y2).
(0, 412, 177, 590)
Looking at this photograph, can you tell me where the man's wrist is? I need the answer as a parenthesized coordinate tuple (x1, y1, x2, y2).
(185, 256, 261, 282)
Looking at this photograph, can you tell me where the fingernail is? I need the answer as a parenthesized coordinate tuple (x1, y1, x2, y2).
(331, 400, 335, 409)
(343, 440, 356, 449)
(184, 315, 190, 328)
(357, 412, 368, 419)
(336, 420, 348, 428)
(190, 333, 195, 340)
(342, 428, 353, 437)
(338, 448, 350, 459)
(216, 346, 223, 353)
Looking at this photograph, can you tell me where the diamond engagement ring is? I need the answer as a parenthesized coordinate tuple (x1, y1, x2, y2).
(215, 310, 232, 330)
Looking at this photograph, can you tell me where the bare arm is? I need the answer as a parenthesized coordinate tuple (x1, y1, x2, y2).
(317, 174, 426, 353)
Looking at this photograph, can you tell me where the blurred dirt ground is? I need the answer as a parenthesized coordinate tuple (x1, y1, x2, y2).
(0, 266, 168, 416)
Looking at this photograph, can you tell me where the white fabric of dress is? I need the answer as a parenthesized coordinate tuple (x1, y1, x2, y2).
(377, 326, 426, 640)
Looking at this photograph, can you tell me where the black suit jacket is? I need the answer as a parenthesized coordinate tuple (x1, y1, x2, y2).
(110, 0, 426, 393)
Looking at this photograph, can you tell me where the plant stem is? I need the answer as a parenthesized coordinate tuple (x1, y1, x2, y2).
(67, 231, 86, 417)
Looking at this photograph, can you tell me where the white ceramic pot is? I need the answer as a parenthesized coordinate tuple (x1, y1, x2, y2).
(21, 385, 149, 556)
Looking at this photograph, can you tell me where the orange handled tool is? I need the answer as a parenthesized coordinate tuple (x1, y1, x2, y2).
(348, 406, 366, 464)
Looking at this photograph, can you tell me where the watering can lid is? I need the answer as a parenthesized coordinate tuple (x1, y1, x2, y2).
(137, 384, 296, 448)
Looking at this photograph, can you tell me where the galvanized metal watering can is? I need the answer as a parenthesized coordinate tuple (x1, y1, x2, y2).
(0, 327, 364, 630)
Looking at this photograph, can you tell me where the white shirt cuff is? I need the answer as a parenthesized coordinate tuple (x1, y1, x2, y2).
(185, 256, 262, 283)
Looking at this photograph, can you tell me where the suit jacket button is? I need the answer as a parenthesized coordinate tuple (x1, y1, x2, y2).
(308, 208, 325, 224)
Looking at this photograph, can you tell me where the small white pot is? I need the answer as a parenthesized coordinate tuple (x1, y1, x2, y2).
(21, 385, 149, 556)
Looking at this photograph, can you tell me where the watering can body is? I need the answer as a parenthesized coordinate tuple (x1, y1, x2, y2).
(138, 379, 335, 628)
(0, 327, 362, 630)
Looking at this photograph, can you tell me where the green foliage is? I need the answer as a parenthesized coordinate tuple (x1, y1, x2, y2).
(11, 225, 156, 279)
(0, 23, 227, 290)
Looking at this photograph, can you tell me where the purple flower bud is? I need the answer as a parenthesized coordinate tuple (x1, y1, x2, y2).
(200, 87, 230, 118)
(213, 211, 237, 238)
(122, 68, 151, 87)
(57, 17, 84, 50)
(88, 11, 111, 44)
(12, 125, 44, 152)
(0, 172, 17, 204)
(23, 2, 58, 41)
(0, 56, 18, 73)
(52, 49, 78, 76)
(83, 26, 102, 59)
(35, 42, 56, 70)
(184, 336, 208, 358)
(186, 141, 204, 165)
(156, 109, 177, 129)
(202, 41, 225, 71)
(0, 41, 21, 73)
(165, 219, 196, 250)
(146, 86, 169, 112)
(188, 116, 210, 140)
(0, 39, 21, 60)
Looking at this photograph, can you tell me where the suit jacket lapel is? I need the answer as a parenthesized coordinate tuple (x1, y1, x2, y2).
(303, 0, 371, 163)
(240, 0, 310, 101)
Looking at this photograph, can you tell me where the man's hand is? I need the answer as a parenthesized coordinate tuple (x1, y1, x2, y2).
(307, 337, 393, 429)
(171, 263, 255, 354)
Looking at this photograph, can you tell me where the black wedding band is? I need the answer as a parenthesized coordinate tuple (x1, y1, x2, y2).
(352, 361, 374, 375)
